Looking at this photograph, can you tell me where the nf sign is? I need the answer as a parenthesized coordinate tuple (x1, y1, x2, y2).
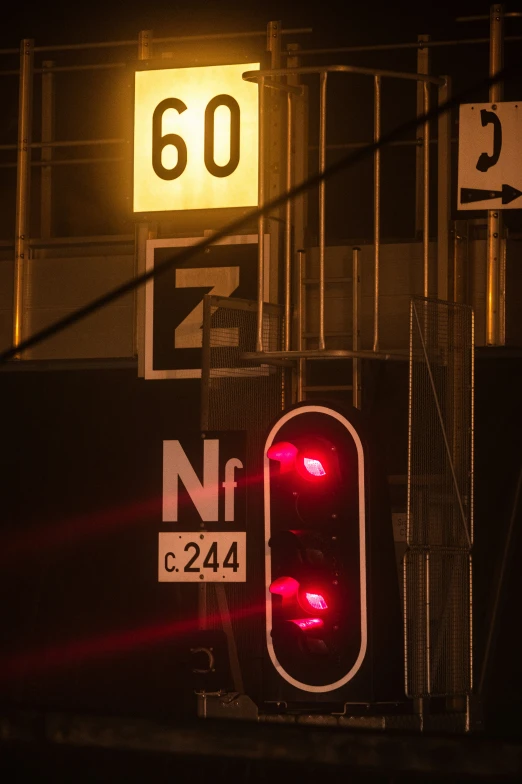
(133, 62, 259, 213)
(458, 102, 522, 210)
(159, 432, 247, 583)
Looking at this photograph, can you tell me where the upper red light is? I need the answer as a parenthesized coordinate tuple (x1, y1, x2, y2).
(267, 441, 298, 473)
(304, 591, 328, 611)
(270, 575, 299, 598)
(303, 457, 326, 477)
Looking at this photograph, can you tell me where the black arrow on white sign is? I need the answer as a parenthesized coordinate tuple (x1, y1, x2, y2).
(460, 183, 522, 205)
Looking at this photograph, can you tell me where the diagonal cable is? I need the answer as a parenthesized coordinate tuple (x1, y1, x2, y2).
(1, 63, 520, 364)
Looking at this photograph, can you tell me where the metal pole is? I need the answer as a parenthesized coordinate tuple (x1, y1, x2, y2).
(40, 60, 54, 238)
(297, 249, 305, 401)
(137, 28, 152, 59)
(415, 35, 430, 238)
(13, 38, 34, 354)
(426, 551, 431, 695)
(257, 76, 266, 353)
(352, 247, 361, 409)
(437, 77, 452, 301)
(423, 81, 430, 298)
(486, 4, 504, 346)
(284, 91, 293, 351)
(135, 31, 153, 372)
(373, 76, 381, 352)
(318, 71, 327, 351)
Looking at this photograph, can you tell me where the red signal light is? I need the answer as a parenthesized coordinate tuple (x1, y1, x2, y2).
(302, 457, 326, 477)
(267, 441, 297, 473)
(303, 591, 328, 611)
(270, 575, 299, 598)
(290, 618, 324, 631)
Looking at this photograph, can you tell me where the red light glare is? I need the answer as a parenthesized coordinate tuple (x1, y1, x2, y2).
(270, 575, 299, 598)
(267, 441, 298, 473)
(290, 618, 324, 631)
(304, 591, 328, 610)
(267, 441, 297, 462)
(303, 457, 326, 476)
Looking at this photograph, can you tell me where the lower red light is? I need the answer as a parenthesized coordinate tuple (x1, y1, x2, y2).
(290, 618, 324, 631)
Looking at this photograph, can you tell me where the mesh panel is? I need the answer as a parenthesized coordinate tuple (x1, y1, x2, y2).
(406, 298, 473, 698)
(405, 550, 472, 697)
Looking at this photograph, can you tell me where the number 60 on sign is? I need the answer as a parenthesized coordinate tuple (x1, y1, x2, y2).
(158, 532, 246, 582)
(134, 63, 259, 213)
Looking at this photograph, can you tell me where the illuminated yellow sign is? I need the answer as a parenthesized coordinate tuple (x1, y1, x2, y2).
(133, 63, 259, 213)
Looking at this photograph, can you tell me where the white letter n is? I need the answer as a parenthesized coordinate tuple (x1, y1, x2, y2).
(163, 440, 219, 522)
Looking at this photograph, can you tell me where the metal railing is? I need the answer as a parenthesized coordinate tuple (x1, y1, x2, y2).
(243, 64, 446, 359)
(1, 25, 312, 354)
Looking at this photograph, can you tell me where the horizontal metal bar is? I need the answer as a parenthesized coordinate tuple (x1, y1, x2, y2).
(0, 27, 313, 56)
(241, 349, 409, 362)
(0, 234, 133, 249)
(244, 65, 445, 86)
(35, 63, 126, 73)
(30, 233, 134, 247)
(304, 384, 353, 391)
(0, 357, 137, 372)
(1, 63, 126, 76)
(309, 138, 458, 152)
(303, 332, 352, 338)
(2, 31, 522, 61)
(153, 27, 312, 44)
(303, 277, 352, 284)
(0, 138, 124, 151)
(0, 157, 123, 168)
(456, 13, 522, 21)
(33, 157, 122, 166)
(286, 35, 522, 56)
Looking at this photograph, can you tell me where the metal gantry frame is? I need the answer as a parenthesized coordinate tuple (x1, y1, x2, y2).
(0, 7, 515, 358)
(242, 63, 447, 404)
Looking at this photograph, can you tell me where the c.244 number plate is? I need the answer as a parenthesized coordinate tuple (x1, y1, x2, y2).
(158, 532, 246, 582)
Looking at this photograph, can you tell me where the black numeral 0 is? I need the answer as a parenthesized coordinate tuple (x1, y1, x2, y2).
(152, 98, 188, 181)
(204, 94, 241, 178)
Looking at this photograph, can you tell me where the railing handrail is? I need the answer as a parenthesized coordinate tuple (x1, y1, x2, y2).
(243, 64, 446, 86)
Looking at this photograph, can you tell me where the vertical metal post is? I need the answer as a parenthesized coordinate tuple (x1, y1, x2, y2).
(373, 76, 381, 352)
(423, 81, 430, 298)
(135, 31, 154, 371)
(286, 45, 308, 288)
(352, 247, 361, 409)
(137, 29, 152, 60)
(318, 71, 327, 351)
(257, 75, 266, 353)
(437, 77, 452, 301)
(297, 249, 305, 402)
(13, 38, 34, 354)
(284, 92, 293, 351)
(453, 220, 469, 304)
(415, 35, 430, 238)
(40, 60, 54, 239)
(487, 4, 504, 345)
(425, 550, 431, 696)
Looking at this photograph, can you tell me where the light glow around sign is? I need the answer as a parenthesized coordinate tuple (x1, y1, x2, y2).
(134, 63, 259, 213)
